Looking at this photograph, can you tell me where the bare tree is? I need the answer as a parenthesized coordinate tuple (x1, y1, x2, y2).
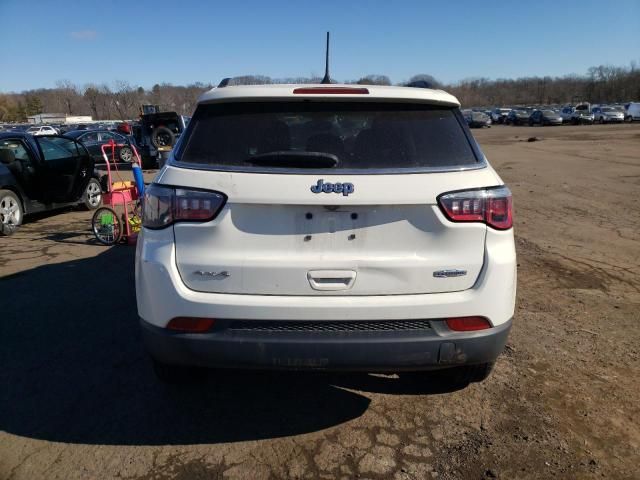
(55, 80, 80, 114)
(112, 80, 140, 120)
(83, 84, 102, 119)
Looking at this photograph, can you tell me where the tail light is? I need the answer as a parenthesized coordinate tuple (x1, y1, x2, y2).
(446, 316, 491, 332)
(142, 184, 226, 229)
(437, 186, 512, 230)
(167, 317, 215, 333)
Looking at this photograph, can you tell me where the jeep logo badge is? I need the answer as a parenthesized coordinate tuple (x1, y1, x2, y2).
(310, 179, 354, 197)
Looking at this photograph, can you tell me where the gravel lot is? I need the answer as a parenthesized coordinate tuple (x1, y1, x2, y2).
(1, 124, 639, 479)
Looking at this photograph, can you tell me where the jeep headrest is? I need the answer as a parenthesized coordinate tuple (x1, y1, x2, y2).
(0, 149, 16, 165)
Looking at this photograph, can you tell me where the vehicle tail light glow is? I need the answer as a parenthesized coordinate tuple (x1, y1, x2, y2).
(438, 186, 512, 230)
(446, 316, 491, 332)
(142, 184, 227, 229)
(293, 87, 369, 95)
(167, 317, 215, 333)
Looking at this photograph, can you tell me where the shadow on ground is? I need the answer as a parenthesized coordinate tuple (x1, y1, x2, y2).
(0, 247, 463, 446)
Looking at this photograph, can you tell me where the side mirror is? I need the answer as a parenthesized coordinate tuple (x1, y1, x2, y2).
(0, 149, 16, 165)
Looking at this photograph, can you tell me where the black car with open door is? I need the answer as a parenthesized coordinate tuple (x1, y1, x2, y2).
(0, 133, 102, 235)
(64, 129, 137, 164)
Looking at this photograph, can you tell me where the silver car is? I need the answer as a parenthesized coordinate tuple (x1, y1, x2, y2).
(592, 106, 624, 124)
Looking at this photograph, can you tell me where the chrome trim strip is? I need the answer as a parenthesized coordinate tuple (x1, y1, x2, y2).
(167, 157, 488, 175)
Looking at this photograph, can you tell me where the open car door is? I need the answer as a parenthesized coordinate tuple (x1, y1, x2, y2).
(34, 136, 93, 204)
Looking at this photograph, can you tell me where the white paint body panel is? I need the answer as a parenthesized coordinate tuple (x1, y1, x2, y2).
(136, 227, 516, 327)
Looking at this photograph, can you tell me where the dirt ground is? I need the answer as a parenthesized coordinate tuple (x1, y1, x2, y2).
(1, 124, 639, 480)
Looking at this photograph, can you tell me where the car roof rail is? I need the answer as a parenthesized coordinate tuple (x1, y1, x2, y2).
(217, 78, 231, 88)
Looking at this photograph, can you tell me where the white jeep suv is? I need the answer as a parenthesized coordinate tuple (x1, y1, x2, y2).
(136, 84, 516, 384)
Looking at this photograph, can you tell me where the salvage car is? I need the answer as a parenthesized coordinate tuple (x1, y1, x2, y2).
(571, 108, 594, 125)
(0, 133, 101, 235)
(591, 106, 624, 124)
(462, 109, 492, 128)
(133, 110, 190, 168)
(136, 83, 516, 385)
(528, 109, 563, 126)
(491, 108, 511, 124)
(26, 125, 59, 136)
(65, 129, 136, 163)
(623, 102, 640, 122)
(505, 109, 530, 125)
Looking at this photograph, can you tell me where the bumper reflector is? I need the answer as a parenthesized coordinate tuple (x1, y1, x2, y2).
(446, 316, 491, 332)
(167, 317, 215, 333)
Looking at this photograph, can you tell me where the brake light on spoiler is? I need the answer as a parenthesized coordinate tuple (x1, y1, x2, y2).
(438, 186, 513, 230)
(293, 87, 369, 95)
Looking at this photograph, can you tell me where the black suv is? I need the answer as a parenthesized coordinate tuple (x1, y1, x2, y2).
(0, 133, 101, 235)
(133, 112, 190, 168)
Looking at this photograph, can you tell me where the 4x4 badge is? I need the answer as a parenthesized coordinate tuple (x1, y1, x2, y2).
(310, 179, 354, 196)
(194, 270, 230, 279)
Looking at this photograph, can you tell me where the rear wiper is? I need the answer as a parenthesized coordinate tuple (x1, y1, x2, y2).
(245, 151, 338, 168)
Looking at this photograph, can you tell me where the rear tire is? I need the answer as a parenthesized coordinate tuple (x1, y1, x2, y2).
(416, 362, 495, 387)
(152, 359, 206, 384)
(0, 189, 23, 236)
(462, 362, 495, 383)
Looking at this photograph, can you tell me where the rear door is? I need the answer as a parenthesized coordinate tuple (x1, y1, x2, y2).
(167, 101, 501, 296)
(34, 136, 93, 203)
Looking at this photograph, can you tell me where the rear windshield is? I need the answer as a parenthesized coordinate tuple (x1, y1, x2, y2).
(175, 102, 480, 172)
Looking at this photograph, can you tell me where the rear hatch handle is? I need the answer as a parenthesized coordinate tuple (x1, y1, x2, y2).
(307, 270, 357, 291)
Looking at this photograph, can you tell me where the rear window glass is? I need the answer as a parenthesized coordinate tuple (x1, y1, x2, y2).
(175, 102, 479, 172)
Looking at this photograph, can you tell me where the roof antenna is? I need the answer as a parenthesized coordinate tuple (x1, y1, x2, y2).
(321, 32, 331, 84)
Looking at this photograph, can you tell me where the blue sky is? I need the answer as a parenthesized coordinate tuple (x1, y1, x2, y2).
(1, 0, 638, 92)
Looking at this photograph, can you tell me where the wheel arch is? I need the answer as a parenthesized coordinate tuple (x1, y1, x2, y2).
(0, 184, 27, 214)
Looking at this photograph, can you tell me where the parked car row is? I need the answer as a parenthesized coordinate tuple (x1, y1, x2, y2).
(0, 123, 140, 165)
(476, 102, 640, 127)
(2, 110, 190, 169)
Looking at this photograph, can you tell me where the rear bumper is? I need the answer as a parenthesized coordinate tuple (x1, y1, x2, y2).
(141, 318, 512, 371)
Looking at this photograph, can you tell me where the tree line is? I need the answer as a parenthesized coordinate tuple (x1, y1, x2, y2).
(0, 81, 212, 123)
(1, 62, 638, 122)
